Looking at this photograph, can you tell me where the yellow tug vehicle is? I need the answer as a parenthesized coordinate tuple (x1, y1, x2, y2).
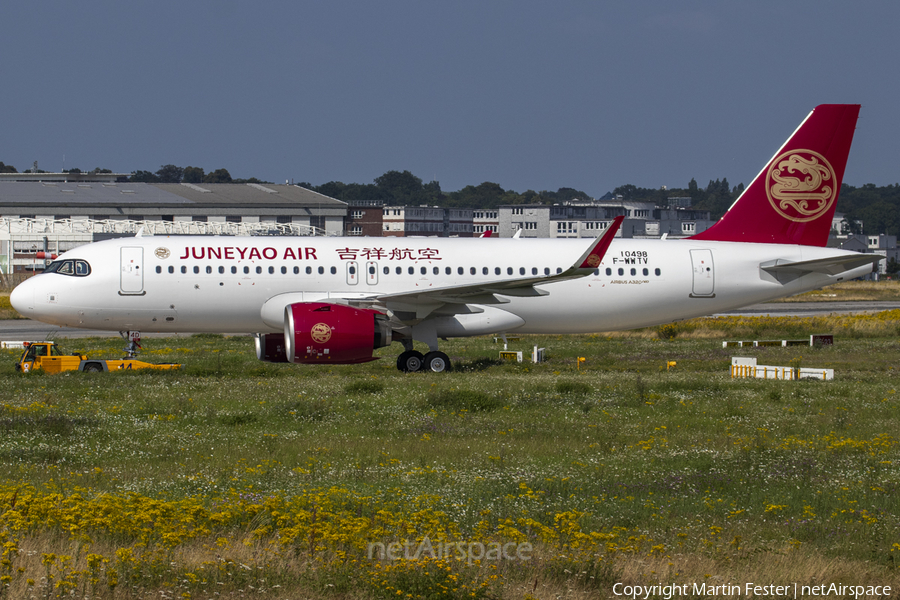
(15, 341, 181, 373)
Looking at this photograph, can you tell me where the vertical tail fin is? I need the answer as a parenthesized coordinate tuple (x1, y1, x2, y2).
(689, 104, 860, 246)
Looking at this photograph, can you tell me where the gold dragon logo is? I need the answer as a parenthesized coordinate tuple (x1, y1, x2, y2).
(766, 150, 836, 223)
(310, 322, 332, 344)
(585, 254, 601, 268)
(154, 247, 170, 259)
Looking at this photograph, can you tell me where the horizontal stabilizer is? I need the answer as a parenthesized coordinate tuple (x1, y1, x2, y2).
(761, 254, 882, 276)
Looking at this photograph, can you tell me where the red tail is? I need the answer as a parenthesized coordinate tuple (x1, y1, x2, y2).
(689, 104, 860, 246)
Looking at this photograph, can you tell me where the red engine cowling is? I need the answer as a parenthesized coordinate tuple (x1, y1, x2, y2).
(284, 302, 392, 364)
(255, 333, 289, 363)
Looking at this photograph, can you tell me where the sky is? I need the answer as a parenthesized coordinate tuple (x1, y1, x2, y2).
(2, 1, 899, 197)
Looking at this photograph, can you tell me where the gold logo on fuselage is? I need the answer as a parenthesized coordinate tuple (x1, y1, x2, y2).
(155, 247, 170, 259)
(310, 322, 332, 344)
(766, 150, 836, 223)
(586, 254, 601, 268)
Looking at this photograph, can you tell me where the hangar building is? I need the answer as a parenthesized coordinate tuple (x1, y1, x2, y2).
(0, 176, 346, 274)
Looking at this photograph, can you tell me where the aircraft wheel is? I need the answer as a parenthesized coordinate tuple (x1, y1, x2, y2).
(423, 351, 452, 373)
(397, 350, 425, 372)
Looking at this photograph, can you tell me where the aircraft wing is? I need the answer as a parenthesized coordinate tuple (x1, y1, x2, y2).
(350, 216, 623, 320)
(761, 253, 882, 277)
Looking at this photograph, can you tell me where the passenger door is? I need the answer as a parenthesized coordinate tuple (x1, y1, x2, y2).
(690, 249, 715, 297)
(120, 247, 144, 295)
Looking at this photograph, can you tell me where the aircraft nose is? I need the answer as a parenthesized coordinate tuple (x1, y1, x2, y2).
(9, 279, 33, 317)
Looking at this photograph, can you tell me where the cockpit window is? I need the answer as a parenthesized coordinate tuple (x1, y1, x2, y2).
(44, 259, 91, 277)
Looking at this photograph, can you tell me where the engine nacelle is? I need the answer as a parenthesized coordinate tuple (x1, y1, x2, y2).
(284, 302, 392, 364)
(255, 333, 289, 363)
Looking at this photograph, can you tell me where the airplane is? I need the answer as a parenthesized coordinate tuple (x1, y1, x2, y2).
(9, 104, 880, 373)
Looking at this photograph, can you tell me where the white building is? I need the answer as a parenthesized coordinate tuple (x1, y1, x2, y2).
(0, 180, 346, 274)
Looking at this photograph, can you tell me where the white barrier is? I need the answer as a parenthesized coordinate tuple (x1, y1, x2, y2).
(723, 334, 834, 348)
(731, 357, 833, 381)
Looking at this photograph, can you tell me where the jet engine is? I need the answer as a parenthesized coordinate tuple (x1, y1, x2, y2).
(255, 333, 289, 363)
(284, 302, 392, 364)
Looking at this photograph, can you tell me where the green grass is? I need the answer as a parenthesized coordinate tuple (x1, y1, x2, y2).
(1, 327, 900, 597)
(770, 279, 900, 302)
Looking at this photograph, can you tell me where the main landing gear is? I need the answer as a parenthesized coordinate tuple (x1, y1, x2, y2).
(397, 350, 452, 373)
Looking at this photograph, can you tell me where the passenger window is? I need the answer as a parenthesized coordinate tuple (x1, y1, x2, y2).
(421, 267, 427, 275)
(282, 266, 288, 275)
(206, 266, 213, 274)
(349, 266, 356, 275)
(318, 266, 324, 274)
(544, 268, 550, 275)
(593, 269, 599, 276)
(519, 267, 525, 275)
(330, 266, 336, 275)
(396, 267, 402, 275)
(618, 268, 624, 276)
(181, 266, 187, 274)
(193, 266, 200, 274)
(630, 268, 636, 276)
(244, 266, 250, 274)
(370, 266, 376, 275)
(155, 266, 161, 274)
(642, 268, 649, 276)
(470, 267, 476, 275)
(655, 268, 661, 276)
(532, 267, 538, 275)
(507, 267, 513, 275)
(433, 267, 439, 275)
(458, 267, 464, 275)
(169, 266, 174, 274)
(383, 266, 390, 275)
(409, 266, 415, 275)
(268, 266, 274, 274)
(482, 267, 488, 275)
(307, 266, 312, 275)
(219, 266, 225, 274)
(606, 268, 612, 276)
(556, 268, 562, 274)
(294, 267, 300, 275)
(445, 267, 451, 275)
(256, 266, 262, 274)
(231, 266, 237, 274)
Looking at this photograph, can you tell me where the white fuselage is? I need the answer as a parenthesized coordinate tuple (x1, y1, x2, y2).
(10, 235, 871, 336)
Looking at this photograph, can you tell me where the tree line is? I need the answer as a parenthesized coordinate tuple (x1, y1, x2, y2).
(298, 172, 746, 216)
(129, 165, 262, 184)
(3, 160, 898, 234)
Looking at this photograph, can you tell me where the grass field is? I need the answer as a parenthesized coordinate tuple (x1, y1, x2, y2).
(771, 280, 900, 303)
(1, 310, 899, 599)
